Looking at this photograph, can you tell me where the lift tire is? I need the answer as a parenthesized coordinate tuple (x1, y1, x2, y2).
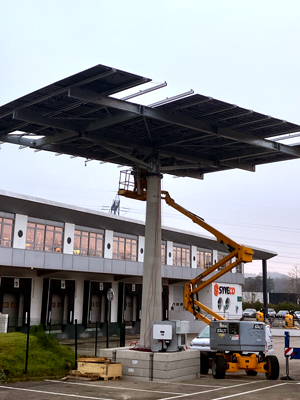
(246, 370, 257, 376)
(265, 355, 279, 380)
(212, 354, 227, 379)
(200, 352, 209, 375)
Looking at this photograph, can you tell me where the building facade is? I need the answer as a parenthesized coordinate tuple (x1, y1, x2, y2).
(0, 190, 272, 335)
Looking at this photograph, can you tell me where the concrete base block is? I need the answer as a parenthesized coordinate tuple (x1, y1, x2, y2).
(99, 347, 200, 382)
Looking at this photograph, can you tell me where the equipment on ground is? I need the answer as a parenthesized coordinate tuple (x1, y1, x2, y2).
(118, 169, 280, 380)
(151, 320, 189, 352)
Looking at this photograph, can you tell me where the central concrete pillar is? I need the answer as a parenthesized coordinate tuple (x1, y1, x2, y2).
(139, 173, 162, 348)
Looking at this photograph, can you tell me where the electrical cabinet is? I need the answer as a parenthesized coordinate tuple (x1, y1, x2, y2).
(151, 320, 190, 352)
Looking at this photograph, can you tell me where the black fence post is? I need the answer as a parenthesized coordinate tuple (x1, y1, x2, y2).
(74, 319, 78, 368)
(24, 313, 30, 374)
(106, 321, 109, 348)
(95, 321, 98, 357)
(119, 322, 125, 347)
(149, 352, 154, 381)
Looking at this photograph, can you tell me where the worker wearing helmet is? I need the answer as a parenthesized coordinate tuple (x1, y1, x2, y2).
(285, 311, 294, 328)
(256, 308, 264, 322)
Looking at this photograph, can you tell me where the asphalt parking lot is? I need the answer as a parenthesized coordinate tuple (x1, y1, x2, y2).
(0, 375, 299, 400)
(0, 330, 299, 400)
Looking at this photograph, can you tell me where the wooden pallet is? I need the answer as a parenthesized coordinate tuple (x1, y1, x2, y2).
(67, 370, 101, 381)
(102, 375, 122, 381)
(68, 357, 123, 381)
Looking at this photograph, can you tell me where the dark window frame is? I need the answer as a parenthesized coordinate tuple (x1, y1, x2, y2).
(113, 236, 137, 261)
(26, 222, 63, 252)
(73, 229, 104, 257)
(0, 217, 13, 248)
(173, 245, 191, 268)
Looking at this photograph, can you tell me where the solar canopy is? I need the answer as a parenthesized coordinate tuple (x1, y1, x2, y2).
(1, 63, 300, 179)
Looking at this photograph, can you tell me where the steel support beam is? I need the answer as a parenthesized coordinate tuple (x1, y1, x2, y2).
(68, 86, 300, 159)
(262, 259, 268, 319)
(13, 109, 79, 133)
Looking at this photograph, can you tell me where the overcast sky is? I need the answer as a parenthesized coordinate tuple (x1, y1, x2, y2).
(1, 0, 300, 276)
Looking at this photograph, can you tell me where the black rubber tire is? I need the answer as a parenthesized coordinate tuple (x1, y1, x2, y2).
(246, 370, 258, 376)
(212, 354, 227, 379)
(265, 355, 280, 380)
(200, 352, 209, 375)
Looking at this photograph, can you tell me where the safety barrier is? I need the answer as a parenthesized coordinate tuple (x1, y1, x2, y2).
(281, 331, 300, 380)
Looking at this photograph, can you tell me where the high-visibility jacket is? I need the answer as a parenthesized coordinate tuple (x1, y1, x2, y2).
(285, 313, 294, 327)
(256, 311, 264, 322)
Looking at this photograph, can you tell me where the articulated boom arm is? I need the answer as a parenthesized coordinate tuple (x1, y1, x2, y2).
(161, 191, 253, 324)
(118, 170, 253, 325)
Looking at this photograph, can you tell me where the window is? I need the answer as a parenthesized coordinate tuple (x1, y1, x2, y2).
(236, 263, 243, 274)
(217, 297, 223, 311)
(73, 230, 103, 257)
(225, 298, 230, 311)
(161, 242, 166, 265)
(173, 245, 191, 267)
(0, 218, 13, 248)
(217, 254, 231, 271)
(26, 223, 63, 252)
(113, 236, 137, 261)
(197, 250, 212, 269)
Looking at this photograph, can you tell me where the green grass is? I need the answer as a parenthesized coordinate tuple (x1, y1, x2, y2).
(0, 325, 75, 382)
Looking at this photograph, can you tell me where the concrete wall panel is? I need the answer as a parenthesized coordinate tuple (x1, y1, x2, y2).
(44, 253, 63, 270)
(13, 214, 27, 249)
(0, 248, 13, 266)
(73, 255, 89, 272)
(166, 241, 173, 265)
(89, 257, 104, 273)
(63, 223, 75, 254)
(138, 236, 145, 263)
(62, 254, 73, 270)
(24, 251, 45, 268)
(172, 267, 183, 279)
(103, 258, 113, 273)
(111, 259, 124, 274)
(12, 249, 25, 266)
(125, 261, 138, 275)
(104, 230, 113, 259)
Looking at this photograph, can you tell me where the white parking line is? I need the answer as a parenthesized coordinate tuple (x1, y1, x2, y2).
(156, 381, 275, 400)
(156, 381, 226, 388)
(0, 385, 112, 400)
(46, 380, 181, 395)
(210, 383, 287, 400)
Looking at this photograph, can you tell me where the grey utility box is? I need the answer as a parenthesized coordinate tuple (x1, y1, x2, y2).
(210, 320, 266, 352)
(151, 320, 190, 352)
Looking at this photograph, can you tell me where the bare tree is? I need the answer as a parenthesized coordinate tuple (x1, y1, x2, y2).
(287, 266, 300, 304)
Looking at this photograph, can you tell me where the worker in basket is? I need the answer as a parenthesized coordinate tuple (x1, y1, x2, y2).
(256, 308, 265, 322)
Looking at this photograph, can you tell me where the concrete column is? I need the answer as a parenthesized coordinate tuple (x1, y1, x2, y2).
(110, 281, 118, 323)
(30, 276, 43, 325)
(74, 279, 84, 324)
(140, 174, 162, 348)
